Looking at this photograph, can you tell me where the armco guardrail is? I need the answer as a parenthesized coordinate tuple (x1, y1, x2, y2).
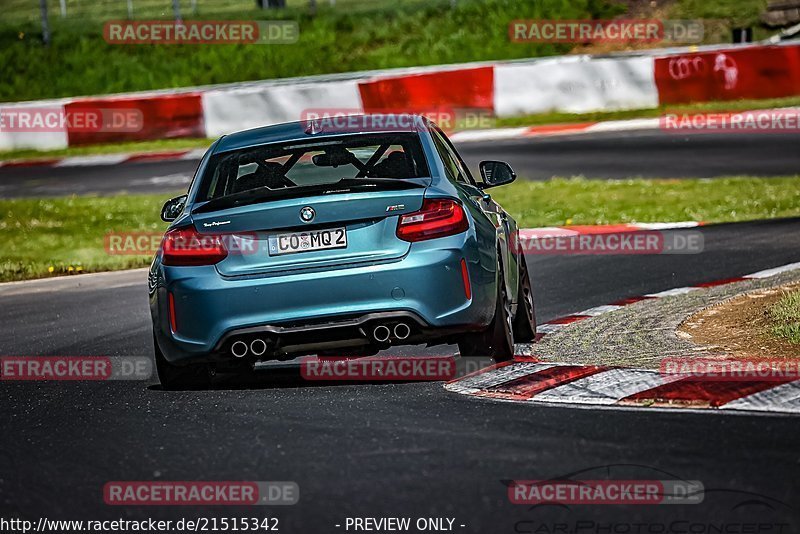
(2, 42, 799, 151)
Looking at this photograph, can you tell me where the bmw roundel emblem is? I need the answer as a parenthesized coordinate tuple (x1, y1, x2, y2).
(300, 206, 315, 223)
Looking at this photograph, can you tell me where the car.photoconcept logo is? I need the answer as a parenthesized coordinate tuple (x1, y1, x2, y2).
(300, 206, 315, 223)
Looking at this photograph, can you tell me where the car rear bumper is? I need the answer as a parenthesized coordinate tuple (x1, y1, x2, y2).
(151, 234, 496, 364)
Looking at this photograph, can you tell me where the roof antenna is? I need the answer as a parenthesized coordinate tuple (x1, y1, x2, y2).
(304, 118, 322, 135)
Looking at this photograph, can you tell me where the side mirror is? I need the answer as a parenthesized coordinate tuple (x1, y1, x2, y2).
(479, 161, 516, 189)
(161, 195, 187, 222)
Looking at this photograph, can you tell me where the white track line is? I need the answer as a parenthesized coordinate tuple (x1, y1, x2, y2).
(634, 222, 702, 230)
(449, 128, 529, 143)
(54, 154, 130, 167)
(584, 118, 660, 132)
(536, 323, 569, 334)
(179, 148, 208, 160)
(575, 304, 624, 317)
(645, 287, 699, 298)
(743, 262, 800, 279)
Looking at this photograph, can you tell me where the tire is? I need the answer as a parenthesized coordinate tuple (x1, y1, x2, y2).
(153, 332, 213, 390)
(458, 269, 514, 362)
(512, 256, 537, 343)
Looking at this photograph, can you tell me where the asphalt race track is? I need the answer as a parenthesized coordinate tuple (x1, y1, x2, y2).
(1, 130, 800, 198)
(2, 219, 800, 530)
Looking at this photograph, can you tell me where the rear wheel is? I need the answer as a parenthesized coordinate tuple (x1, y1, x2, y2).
(512, 256, 537, 343)
(458, 270, 514, 362)
(154, 332, 213, 390)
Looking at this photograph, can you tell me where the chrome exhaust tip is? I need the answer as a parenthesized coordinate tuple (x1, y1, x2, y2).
(231, 340, 249, 358)
(250, 338, 267, 357)
(393, 322, 411, 340)
(373, 325, 391, 343)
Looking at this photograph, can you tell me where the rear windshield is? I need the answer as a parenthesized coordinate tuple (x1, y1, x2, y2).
(196, 133, 429, 202)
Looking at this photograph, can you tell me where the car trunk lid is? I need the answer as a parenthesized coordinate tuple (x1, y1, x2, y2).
(189, 181, 428, 276)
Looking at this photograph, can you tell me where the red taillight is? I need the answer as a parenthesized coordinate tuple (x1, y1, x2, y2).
(161, 226, 228, 266)
(396, 198, 469, 242)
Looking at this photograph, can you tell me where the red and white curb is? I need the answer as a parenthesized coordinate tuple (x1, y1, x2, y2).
(447, 261, 800, 413)
(0, 148, 208, 168)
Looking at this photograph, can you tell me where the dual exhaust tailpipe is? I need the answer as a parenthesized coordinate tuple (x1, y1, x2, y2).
(231, 338, 269, 358)
(372, 322, 411, 344)
(230, 322, 412, 357)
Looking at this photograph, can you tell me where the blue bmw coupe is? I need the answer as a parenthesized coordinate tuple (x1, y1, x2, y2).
(150, 115, 536, 389)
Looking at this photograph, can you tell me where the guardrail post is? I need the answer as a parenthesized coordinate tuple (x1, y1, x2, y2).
(39, 0, 50, 45)
(172, 0, 182, 22)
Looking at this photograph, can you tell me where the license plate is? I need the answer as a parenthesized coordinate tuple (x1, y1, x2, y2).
(267, 227, 347, 256)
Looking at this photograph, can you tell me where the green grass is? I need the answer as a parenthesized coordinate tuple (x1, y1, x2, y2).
(3, 0, 443, 23)
(0, 0, 622, 102)
(490, 176, 800, 227)
(0, 195, 169, 282)
(2, 175, 799, 282)
(767, 290, 800, 344)
(0, 0, 774, 103)
(671, 0, 768, 38)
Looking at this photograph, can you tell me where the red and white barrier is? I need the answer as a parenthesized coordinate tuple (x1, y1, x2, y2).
(2, 43, 799, 151)
(202, 80, 363, 137)
(0, 99, 70, 151)
(65, 93, 205, 146)
(358, 66, 494, 114)
(493, 55, 657, 117)
(655, 45, 800, 104)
